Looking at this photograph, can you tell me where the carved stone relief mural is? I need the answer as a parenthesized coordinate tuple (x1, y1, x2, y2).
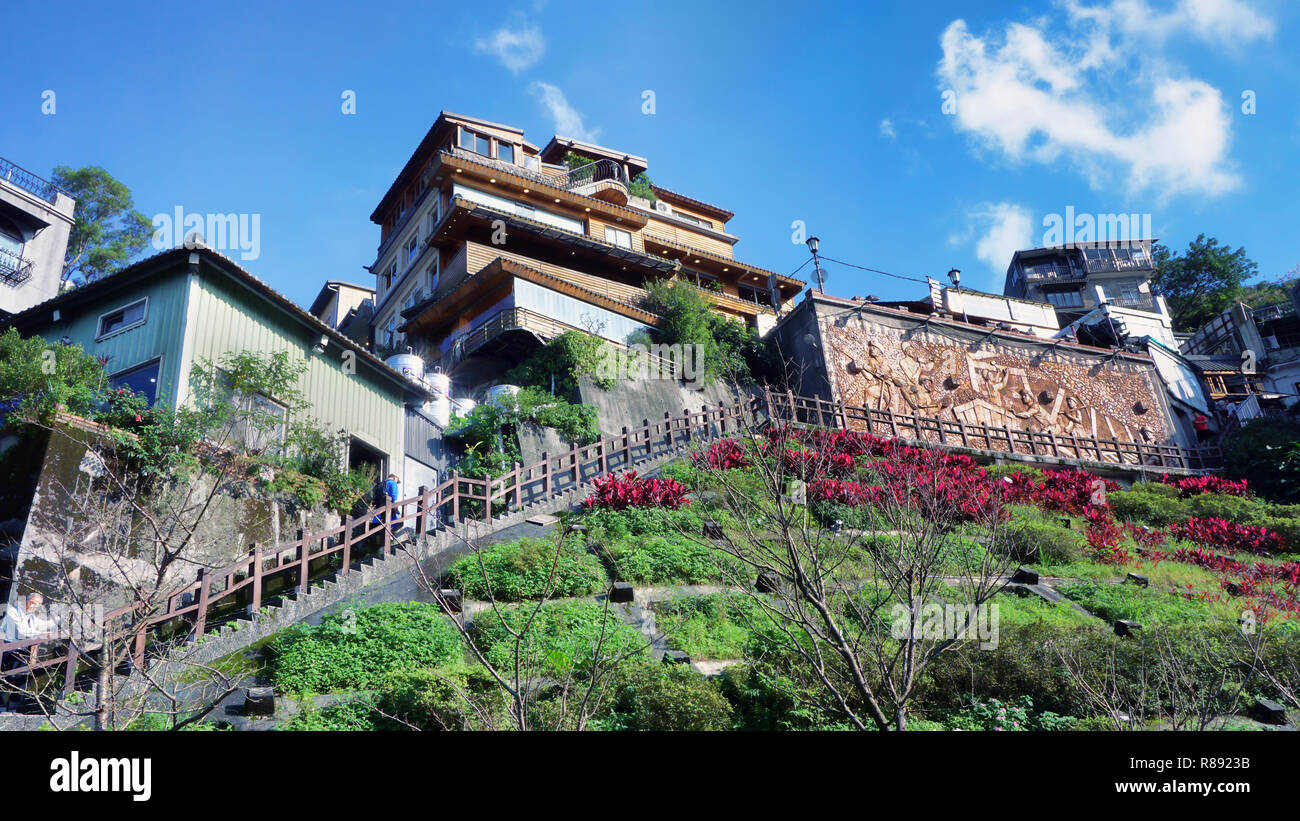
(825, 322, 1171, 447)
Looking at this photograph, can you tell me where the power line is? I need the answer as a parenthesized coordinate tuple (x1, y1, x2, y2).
(817, 254, 931, 286)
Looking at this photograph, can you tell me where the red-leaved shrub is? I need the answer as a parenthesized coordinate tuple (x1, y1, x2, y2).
(584, 471, 690, 511)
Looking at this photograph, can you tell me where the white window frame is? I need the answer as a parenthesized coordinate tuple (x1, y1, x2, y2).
(604, 226, 632, 249)
(96, 297, 150, 341)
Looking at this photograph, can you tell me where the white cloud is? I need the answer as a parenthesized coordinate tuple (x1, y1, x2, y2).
(879, 118, 897, 139)
(475, 20, 545, 73)
(529, 82, 600, 142)
(937, 1, 1274, 200)
(970, 203, 1035, 280)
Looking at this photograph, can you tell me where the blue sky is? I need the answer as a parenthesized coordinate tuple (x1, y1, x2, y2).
(5, 0, 1298, 306)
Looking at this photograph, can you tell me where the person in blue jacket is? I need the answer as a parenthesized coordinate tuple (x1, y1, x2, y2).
(384, 473, 402, 533)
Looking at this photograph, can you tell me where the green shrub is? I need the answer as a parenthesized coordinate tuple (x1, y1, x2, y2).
(1003, 512, 1088, 565)
(1108, 489, 1192, 527)
(603, 534, 729, 585)
(282, 698, 386, 731)
(717, 664, 855, 731)
(376, 664, 506, 731)
(268, 602, 462, 694)
(656, 594, 771, 659)
(506, 330, 616, 395)
(448, 536, 606, 601)
(470, 600, 651, 678)
(602, 665, 733, 731)
(1186, 492, 1268, 523)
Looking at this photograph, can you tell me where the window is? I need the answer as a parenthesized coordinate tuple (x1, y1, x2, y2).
(428, 197, 441, 231)
(109, 358, 161, 404)
(459, 127, 490, 156)
(1044, 290, 1084, 308)
(673, 210, 711, 229)
(524, 154, 540, 171)
(497, 143, 515, 164)
(737, 283, 773, 307)
(0, 216, 23, 258)
(97, 298, 148, 339)
(237, 392, 287, 453)
(405, 235, 419, 264)
(604, 226, 632, 249)
(426, 258, 439, 296)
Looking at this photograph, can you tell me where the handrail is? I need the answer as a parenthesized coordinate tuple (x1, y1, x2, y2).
(2, 387, 1220, 695)
(557, 158, 627, 191)
(0, 157, 63, 204)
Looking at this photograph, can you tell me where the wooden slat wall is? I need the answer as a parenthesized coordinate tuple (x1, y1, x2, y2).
(641, 218, 735, 258)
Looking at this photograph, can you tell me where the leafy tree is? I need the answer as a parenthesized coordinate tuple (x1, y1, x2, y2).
(1236, 265, 1298, 309)
(53, 166, 152, 286)
(0, 328, 107, 422)
(1151, 234, 1258, 331)
(641, 278, 775, 385)
(506, 330, 615, 396)
(1221, 418, 1300, 504)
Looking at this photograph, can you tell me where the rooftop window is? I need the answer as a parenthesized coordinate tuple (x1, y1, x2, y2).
(97, 297, 148, 339)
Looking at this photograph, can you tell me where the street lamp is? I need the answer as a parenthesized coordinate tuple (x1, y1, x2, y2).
(806, 236, 825, 292)
(947, 268, 968, 323)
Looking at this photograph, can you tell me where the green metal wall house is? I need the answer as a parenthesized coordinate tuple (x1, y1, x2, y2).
(1, 246, 427, 477)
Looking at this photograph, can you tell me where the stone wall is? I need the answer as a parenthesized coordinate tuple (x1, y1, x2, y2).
(9, 419, 338, 611)
(822, 309, 1179, 448)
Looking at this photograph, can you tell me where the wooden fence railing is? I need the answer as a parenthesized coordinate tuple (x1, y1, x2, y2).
(0, 395, 759, 695)
(1, 387, 1219, 696)
(765, 389, 1222, 472)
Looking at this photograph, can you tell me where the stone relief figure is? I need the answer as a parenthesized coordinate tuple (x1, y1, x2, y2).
(826, 323, 1168, 447)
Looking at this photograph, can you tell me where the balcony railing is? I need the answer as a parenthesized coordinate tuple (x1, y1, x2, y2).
(1252, 301, 1296, 323)
(440, 306, 677, 378)
(1109, 294, 1158, 312)
(0, 247, 34, 286)
(1084, 256, 1153, 274)
(1021, 261, 1085, 281)
(0, 157, 62, 204)
(557, 159, 628, 192)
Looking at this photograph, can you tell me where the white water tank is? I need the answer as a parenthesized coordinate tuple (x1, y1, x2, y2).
(386, 353, 425, 384)
(453, 397, 477, 417)
(427, 370, 451, 399)
(428, 397, 452, 427)
(486, 384, 521, 408)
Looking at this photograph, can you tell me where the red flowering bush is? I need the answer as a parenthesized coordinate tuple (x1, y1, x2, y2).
(1157, 474, 1250, 498)
(1084, 507, 1128, 564)
(694, 438, 750, 470)
(584, 471, 691, 511)
(1169, 516, 1284, 556)
(1003, 469, 1118, 515)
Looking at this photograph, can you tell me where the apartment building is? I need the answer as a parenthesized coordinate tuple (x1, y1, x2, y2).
(365, 111, 804, 394)
(1003, 240, 1176, 348)
(0, 157, 75, 318)
(1179, 288, 1300, 422)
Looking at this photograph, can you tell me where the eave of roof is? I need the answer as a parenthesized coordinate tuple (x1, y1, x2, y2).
(641, 235, 804, 290)
(1, 246, 429, 399)
(400, 256, 662, 337)
(649, 185, 734, 222)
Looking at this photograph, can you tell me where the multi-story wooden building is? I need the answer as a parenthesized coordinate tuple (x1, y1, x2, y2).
(365, 111, 804, 393)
